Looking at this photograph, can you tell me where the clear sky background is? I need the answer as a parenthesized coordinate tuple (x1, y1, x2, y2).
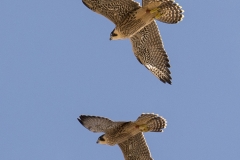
(1, 0, 240, 160)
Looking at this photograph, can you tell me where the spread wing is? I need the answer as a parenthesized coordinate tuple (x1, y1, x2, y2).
(118, 132, 153, 160)
(78, 115, 126, 133)
(82, 0, 141, 25)
(130, 21, 171, 84)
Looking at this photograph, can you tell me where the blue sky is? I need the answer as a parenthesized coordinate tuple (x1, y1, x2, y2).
(1, 0, 240, 159)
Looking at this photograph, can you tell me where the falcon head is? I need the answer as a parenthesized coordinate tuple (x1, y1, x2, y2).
(96, 134, 107, 145)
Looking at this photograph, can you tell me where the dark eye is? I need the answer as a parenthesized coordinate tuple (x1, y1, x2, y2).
(99, 135, 105, 141)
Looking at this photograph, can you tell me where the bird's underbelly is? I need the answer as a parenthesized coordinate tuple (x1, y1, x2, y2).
(117, 14, 154, 37)
(114, 128, 141, 144)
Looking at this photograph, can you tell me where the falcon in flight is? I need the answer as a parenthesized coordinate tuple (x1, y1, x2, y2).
(82, 0, 184, 84)
(78, 113, 167, 160)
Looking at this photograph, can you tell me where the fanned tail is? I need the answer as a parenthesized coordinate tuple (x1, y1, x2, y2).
(148, 0, 184, 24)
(135, 113, 167, 132)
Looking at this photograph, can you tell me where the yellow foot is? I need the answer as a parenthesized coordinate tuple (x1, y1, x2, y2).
(136, 124, 149, 132)
(150, 8, 159, 14)
(155, 12, 163, 19)
(149, 8, 163, 19)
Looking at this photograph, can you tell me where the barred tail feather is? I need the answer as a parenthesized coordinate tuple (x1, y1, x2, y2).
(154, 0, 184, 24)
(136, 113, 167, 132)
(147, 116, 167, 132)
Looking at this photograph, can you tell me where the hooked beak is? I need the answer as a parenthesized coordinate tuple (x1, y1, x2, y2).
(96, 140, 99, 144)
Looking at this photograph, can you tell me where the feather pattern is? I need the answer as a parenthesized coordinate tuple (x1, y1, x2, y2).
(82, 0, 184, 83)
(78, 115, 126, 133)
(130, 21, 171, 84)
(78, 113, 167, 159)
(119, 133, 153, 160)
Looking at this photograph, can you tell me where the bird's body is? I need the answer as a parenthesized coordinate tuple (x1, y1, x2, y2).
(82, 0, 184, 84)
(78, 113, 167, 159)
(110, 1, 165, 39)
(100, 121, 138, 145)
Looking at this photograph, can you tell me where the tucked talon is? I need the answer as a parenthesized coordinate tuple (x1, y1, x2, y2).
(155, 13, 162, 19)
(138, 124, 149, 132)
(150, 8, 159, 14)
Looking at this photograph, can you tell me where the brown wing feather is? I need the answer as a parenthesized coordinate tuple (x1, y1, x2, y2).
(78, 115, 126, 133)
(82, 0, 141, 25)
(118, 132, 153, 160)
(130, 21, 171, 84)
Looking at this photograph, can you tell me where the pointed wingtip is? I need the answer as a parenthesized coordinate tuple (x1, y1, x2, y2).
(160, 78, 172, 85)
(167, 80, 172, 85)
(77, 116, 84, 125)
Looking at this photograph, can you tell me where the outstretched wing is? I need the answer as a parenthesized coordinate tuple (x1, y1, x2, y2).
(118, 132, 153, 160)
(130, 21, 172, 84)
(82, 0, 141, 25)
(142, 0, 184, 24)
(78, 115, 126, 133)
